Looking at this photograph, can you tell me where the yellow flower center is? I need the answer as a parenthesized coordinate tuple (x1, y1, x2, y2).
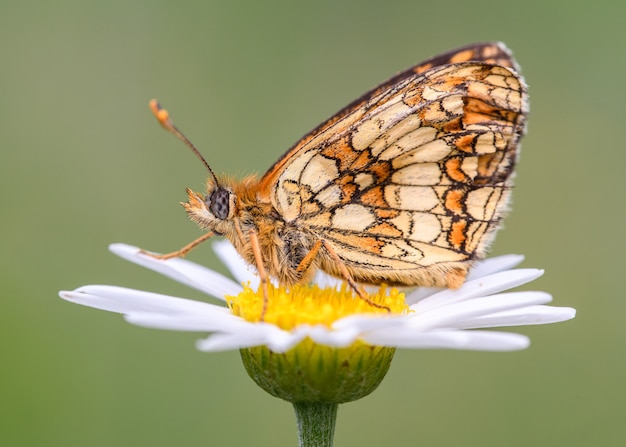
(227, 283, 408, 329)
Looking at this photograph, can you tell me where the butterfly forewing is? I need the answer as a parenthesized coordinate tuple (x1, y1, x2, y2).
(262, 42, 528, 288)
(259, 41, 519, 190)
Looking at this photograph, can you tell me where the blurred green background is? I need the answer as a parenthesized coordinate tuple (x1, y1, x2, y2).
(1, 1, 623, 446)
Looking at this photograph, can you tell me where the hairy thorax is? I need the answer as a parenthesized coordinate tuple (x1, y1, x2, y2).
(225, 177, 320, 285)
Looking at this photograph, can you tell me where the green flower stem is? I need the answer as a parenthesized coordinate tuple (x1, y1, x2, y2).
(293, 401, 338, 447)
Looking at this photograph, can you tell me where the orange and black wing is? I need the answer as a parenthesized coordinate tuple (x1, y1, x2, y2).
(264, 43, 528, 288)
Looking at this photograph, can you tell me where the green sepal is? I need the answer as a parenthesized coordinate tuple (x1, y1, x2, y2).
(240, 338, 395, 403)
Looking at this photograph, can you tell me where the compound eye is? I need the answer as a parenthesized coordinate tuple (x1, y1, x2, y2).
(208, 188, 230, 220)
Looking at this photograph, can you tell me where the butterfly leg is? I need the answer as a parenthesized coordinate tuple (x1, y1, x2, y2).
(320, 240, 390, 312)
(247, 229, 270, 319)
(295, 240, 323, 275)
(140, 232, 215, 260)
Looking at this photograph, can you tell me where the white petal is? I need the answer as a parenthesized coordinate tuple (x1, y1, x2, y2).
(196, 323, 301, 352)
(410, 269, 544, 313)
(124, 312, 249, 332)
(60, 285, 227, 316)
(466, 254, 525, 281)
(306, 325, 361, 347)
(109, 243, 242, 300)
(403, 286, 442, 305)
(363, 328, 530, 351)
(408, 292, 553, 330)
(333, 314, 408, 332)
(459, 305, 576, 329)
(265, 328, 310, 352)
(312, 271, 344, 288)
(196, 332, 263, 352)
(404, 254, 526, 305)
(211, 240, 261, 287)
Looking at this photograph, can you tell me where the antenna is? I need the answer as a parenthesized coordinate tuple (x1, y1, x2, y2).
(149, 99, 220, 187)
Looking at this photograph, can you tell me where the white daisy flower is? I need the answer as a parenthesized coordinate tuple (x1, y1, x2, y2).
(59, 241, 575, 355)
(60, 241, 574, 409)
(60, 240, 575, 447)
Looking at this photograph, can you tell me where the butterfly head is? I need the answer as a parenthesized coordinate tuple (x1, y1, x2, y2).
(182, 182, 236, 235)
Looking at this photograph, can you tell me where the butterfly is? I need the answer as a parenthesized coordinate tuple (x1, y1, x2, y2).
(148, 41, 528, 298)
